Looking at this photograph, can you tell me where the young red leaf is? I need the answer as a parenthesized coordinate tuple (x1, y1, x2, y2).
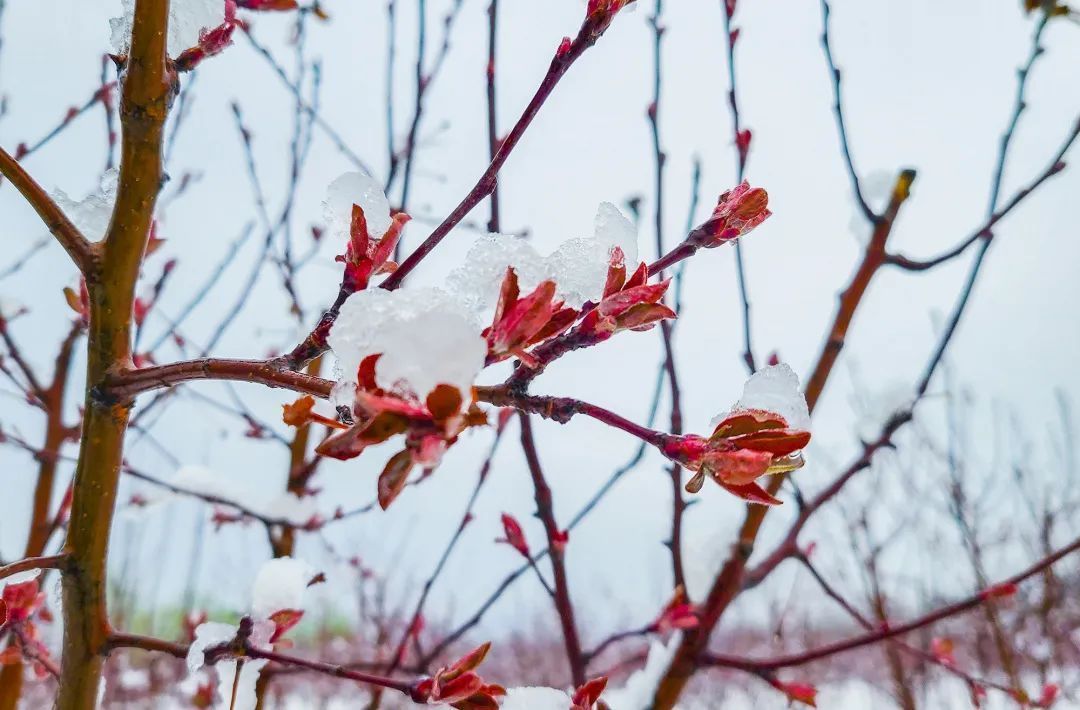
(377, 450, 414, 510)
(497, 514, 530, 557)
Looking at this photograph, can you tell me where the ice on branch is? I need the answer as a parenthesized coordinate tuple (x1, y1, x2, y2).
(51, 169, 118, 242)
(323, 171, 394, 245)
(663, 364, 811, 505)
(109, 0, 226, 58)
(251, 556, 316, 618)
(328, 288, 486, 402)
(186, 621, 268, 710)
(448, 202, 638, 310)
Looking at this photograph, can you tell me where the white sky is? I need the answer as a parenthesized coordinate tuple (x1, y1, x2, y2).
(1, 0, 1079, 659)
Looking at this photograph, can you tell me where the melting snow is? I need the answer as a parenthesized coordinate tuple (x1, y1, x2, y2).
(328, 287, 486, 401)
(251, 556, 316, 618)
(500, 687, 574, 709)
(447, 201, 638, 310)
(602, 633, 683, 710)
(323, 171, 394, 242)
(51, 169, 118, 242)
(109, 0, 225, 58)
(721, 363, 811, 430)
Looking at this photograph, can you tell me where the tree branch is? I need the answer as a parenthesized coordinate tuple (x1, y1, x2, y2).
(0, 147, 97, 273)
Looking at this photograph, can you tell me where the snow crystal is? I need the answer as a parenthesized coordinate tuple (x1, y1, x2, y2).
(328, 287, 486, 400)
(724, 363, 811, 431)
(251, 556, 316, 618)
(186, 621, 237, 673)
(51, 169, 118, 242)
(109, 0, 225, 58)
(500, 687, 573, 710)
(447, 202, 638, 310)
(323, 171, 393, 242)
(602, 633, 682, 710)
(214, 657, 268, 710)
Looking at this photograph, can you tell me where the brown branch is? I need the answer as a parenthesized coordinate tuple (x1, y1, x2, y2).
(381, 9, 628, 289)
(103, 358, 334, 400)
(704, 532, 1080, 672)
(0, 554, 67, 581)
(0, 147, 96, 273)
(721, 0, 757, 372)
(58, 0, 174, 704)
(519, 413, 586, 686)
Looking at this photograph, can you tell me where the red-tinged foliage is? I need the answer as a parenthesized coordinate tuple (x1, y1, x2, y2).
(587, 0, 635, 21)
(571, 676, 608, 709)
(688, 180, 771, 248)
(315, 368, 487, 509)
(551, 528, 570, 554)
(282, 395, 349, 431)
(497, 513, 530, 557)
(1038, 683, 1060, 708)
(1, 574, 44, 624)
(663, 409, 810, 505)
(192, 681, 215, 709)
(770, 679, 818, 708)
(62, 278, 90, 325)
(484, 267, 577, 367)
(651, 586, 700, 634)
(930, 636, 956, 666)
(175, 1, 241, 72)
(979, 581, 1019, 601)
(575, 247, 675, 343)
(268, 609, 304, 645)
(0, 573, 56, 676)
(735, 128, 752, 164)
(410, 643, 506, 709)
(339, 204, 410, 291)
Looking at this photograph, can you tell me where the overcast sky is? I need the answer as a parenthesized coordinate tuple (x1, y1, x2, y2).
(2, 0, 1079, 669)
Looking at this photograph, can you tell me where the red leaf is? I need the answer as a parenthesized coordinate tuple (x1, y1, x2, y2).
(719, 480, 782, 506)
(497, 514, 530, 557)
(572, 676, 608, 709)
(979, 581, 1018, 601)
(357, 353, 381, 391)
(377, 450, 414, 510)
(268, 609, 304, 644)
(602, 247, 627, 298)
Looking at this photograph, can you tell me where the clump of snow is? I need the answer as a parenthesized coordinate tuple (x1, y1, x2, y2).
(501, 687, 573, 709)
(323, 171, 393, 242)
(186, 621, 237, 673)
(447, 202, 638, 310)
(109, 0, 225, 58)
(51, 169, 118, 242)
(602, 633, 682, 710)
(721, 363, 811, 430)
(260, 493, 319, 527)
(251, 556, 316, 618)
(328, 287, 486, 401)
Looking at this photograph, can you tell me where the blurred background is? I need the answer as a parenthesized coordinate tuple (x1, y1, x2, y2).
(2, 0, 1080, 706)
